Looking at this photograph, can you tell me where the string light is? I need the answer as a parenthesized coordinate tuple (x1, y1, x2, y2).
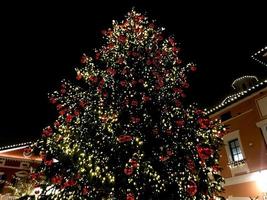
(251, 46, 267, 67)
(231, 75, 258, 89)
(30, 9, 226, 200)
(0, 142, 32, 151)
(207, 79, 267, 114)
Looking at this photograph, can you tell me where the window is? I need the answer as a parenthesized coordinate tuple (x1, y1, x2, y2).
(223, 130, 248, 175)
(220, 111, 232, 121)
(229, 139, 244, 162)
(257, 96, 267, 117)
(256, 119, 267, 145)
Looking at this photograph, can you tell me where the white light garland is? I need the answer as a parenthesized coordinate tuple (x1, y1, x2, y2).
(0, 141, 32, 151)
(251, 46, 267, 67)
(206, 79, 267, 114)
(231, 75, 258, 89)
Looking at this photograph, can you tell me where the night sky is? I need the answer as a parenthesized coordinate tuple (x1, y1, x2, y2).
(0, 1, 266, 145)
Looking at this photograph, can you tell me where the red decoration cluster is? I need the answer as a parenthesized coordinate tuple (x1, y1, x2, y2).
(124, 167, 133, 176)
(187, 180, 197, 196)
(42, 126, 53, 137)
(118, 135, 133, 143)
(126, 192, 135, 200)
(80, 54, 89, 64)
(51, 176, 62, 185)
(197, 145, 213, 160)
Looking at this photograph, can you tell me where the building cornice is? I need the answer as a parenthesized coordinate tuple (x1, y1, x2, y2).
(0, 142, 32, 152)
(208, 82, 267, 117)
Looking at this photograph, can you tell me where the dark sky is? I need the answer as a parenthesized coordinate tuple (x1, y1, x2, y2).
(0, 1, 266, 145)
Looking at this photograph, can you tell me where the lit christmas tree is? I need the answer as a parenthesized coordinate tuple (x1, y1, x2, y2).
(30, 9, 226, 200)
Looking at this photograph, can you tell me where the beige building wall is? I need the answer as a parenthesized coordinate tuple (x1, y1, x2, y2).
(210, 87, 267, 199)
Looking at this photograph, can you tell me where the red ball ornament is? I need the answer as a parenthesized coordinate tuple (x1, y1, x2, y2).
(59, 109, 67, 116)
(120, 80, 127, 87)
(118, 35, 127, 43)
(173, 87, 182, 94)
(165, 129, 172, 135)
(107, 43, 115, 49)
(56, 104, 63, 110)
(80, 54, 89, 64)
(159, 155, 169, 162)
(130, 159, 138, 168)
(187, 180, 197, 196)
(30, 173, 39, 180)
(76, 72, 82, 80)
(190, 65, 197, 72)
(131, 80, 137, 86)
(63, 179, 77, 188)
(168, 37, 176, 46)
(95, 52, 101, 60)
(101, 29, 107, 35)
(175, 100, 181, 107)
(74, 110, 80, 116)
(116, 57, 124, 64)
(126, 192, 135, 200)
(149, 23, 155, 29)
(156, 34, 164, 41)
(187, 159, 196, 172)
(132, 51, 139, 57)
(138, 79, 144, 84)
(42, 126, 53, 137)
(107, 67, 116, 76)
(66, 114, 73, 123)
(146, 59, 152, 65)
(54, 121, 60, 128)
(51, 176, 62, 185)
(198, 118, 210, 129)
(181, 93, 187, 98)
(44, 159, 53, 166)
(89, 75, 98, 83)
(175, 119, 185, 127)
(183, 82, 190, 88)
(124, 167, 133, 175)
(131, 117, 140, 124)
(49, 97, 57, 104)
(82, 186, 90, 195)
(197, 145, 213, 160)
(212, 164, 220, 172)
(79, 100, 87, 108)
(118, 135, 133, 143)
(60, 88, 66, 94)
(131, 100, 138, 106)
(166, 149, 174, 156)
(142, 95, 151, 102)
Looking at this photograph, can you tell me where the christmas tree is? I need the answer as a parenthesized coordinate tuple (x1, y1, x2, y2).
(30, 9, 226, 200)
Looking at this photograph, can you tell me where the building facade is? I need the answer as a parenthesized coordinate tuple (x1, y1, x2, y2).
(0, 142, 40, 195)
(209, 78, 267, 200)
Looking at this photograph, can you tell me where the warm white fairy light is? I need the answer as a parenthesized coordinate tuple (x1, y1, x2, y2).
(207, 79, 267, 114)
(0, 142, 32, 151)
(251, 46, 267, 67)
(231, 75, 258, 89)
(30, 9, 226, 200)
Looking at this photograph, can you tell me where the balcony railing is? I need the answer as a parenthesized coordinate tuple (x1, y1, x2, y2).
(228, 159, 246, 168)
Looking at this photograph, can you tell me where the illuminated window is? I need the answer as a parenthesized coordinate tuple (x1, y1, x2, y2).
(229, 139, 244, 162)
